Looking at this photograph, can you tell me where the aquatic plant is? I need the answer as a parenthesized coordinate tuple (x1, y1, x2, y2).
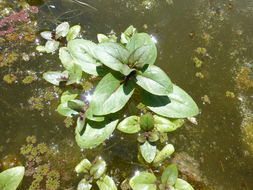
(20, 136, 61, 190)
(39, 23, 199, 189)
(129, 164, 194, 190)
(40, 24, 198, 146)
(75, 157, 117, 190)
(22, 75, 36, 84)
(117, 113, 183, 164)
(3, 74, 17, 84)
(0, 6, 38, 36)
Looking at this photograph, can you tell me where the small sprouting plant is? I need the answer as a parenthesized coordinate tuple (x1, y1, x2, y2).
(37, 22, 81, 53)
(117, 113, 184, 164)
(129, 164, 194, 190)
(75, 157, 117, 190)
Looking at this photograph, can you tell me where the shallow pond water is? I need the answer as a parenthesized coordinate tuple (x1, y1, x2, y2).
(1, 0, 253, 189)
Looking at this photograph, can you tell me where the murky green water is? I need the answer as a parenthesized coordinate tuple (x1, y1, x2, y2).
(1, 0, 253, 189)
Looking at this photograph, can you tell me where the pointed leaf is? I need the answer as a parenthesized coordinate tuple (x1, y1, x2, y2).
(129, 171, 157, 190)
(68, 39, 106, 76)
(43, 71, 67, 86)
(0, 166, 25, 190)
(126, 33, 157, 68)
(153, 144, 175, 165)
(136, 65, 172, 96)
(90, 158, 107, 179)
(154, 115, 184, 133)
(161, 165, 178, 186)
(59, 47, 74, 71)
(67, 25, 81, 41)
(175, 179, 194, 190)
(120, 25, 137, 44)
(95, 42, 132, 76)
(117, 116, 140, 134)
(97, 175, 117, 190)
(75, 159, 92, 174)
(140, 85, 199, 118)
(90, 73, 135, 116)
(97, 34, 110, 43)
(140, 141, 156, 163)
(77, 178, 92, 190)
(56, 22, 70, 38)
(75, 117, 119, 149)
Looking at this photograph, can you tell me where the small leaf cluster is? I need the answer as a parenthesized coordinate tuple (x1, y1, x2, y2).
(40, 23, 199, 149)
(117, 113, 183, 164)
(75, 157, 117, 190)
(37, 22, 81, 53)
(130, 164, 194, 190)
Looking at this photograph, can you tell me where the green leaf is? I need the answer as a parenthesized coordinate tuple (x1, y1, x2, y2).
(43, 71, 67, 86)
(137, 133, 146, 143)
(90, 158, 107, 179)
(140, 113, 154, 131)
(95, 42, 132, 76)
(77, 178, 92, 190)
(85, 108, 105, 122)
(153, 144, 174, 165)
(97, 34, 110, 43)
(60, 90, 78, 103)
(40, 31, 52, 40)
(56, 22, 70, 38)
(75, 159, 92, 174)
(45, 40, 60, 53)
(36, 45, 47, 52)
(129, 171, 157, 190)
(97, 175, 117, 190)
(68, 39, 106, 76)
(175, 179, 194, 190)
(67, 25, 81, 41)
(120, 25, 137, 44)
(75, 117, 119, 149)
(66, 63, 83, 85)
(68, 99, 86, 112)
(90, 73, 135, 116)
(140, 85, 199, 118)
(148, 131, 159, 142)
(117, 116, 140, 134)
(154, 115, 184, 133)
(56, 103, 79, 117)
(126, 33, 157, 68)
(59, 47, 74, 71)
(161, 165, 178, 186)
(0, 166, 25, 190)
(140, 141, 156, 163)
(136, 65, 172, 96)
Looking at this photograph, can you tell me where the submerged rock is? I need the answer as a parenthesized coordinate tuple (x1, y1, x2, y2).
(172, 152, 211, 190)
